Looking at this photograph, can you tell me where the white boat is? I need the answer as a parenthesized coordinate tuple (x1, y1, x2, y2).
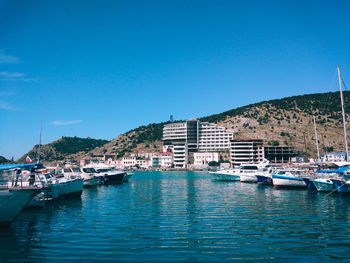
(237, 161, 270, 183)
(210, 170, 240, 181)
(272, 169, 308, 188)
(80, 167, 101, 187)
(0, 165, 40, 224)
(38, 173, 84, 200)
(0, 186, 39, 225)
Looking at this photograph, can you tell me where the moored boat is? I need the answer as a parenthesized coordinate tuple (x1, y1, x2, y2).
(210, 170, 240, 181)
(86, 163, 125, 185)
(331, 179, 350, 193)
(272, 169, 308, 188)
(313, 178, 335, 192)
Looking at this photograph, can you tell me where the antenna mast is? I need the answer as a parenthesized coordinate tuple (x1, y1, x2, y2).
(338, 66, 349, 161)
(38, 121, 42, 163)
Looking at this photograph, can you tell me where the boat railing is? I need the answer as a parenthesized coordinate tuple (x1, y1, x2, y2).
(0, 169, 44, 190)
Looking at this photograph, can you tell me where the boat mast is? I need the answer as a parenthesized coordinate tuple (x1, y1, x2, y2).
(338, 66, 349, 161)
(313, 115, 320, 161)
(37, 121, 42, 163)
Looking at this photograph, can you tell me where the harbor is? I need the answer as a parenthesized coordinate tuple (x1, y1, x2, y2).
(2, 171, 350, 262)
(2, 1, 350, 262)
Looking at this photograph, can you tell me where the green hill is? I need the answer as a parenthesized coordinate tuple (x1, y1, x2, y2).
(18, 136, 109, 163)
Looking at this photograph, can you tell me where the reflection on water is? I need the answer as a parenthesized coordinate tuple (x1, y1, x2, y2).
(1, 171, 350, 262)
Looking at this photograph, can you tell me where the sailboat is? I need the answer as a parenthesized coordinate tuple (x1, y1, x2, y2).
(329, 66, 350, 192)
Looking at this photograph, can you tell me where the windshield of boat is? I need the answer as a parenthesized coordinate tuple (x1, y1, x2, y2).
(96, 168, 112, 172)
(83, 168, 96, 173)
(63, 168, 72, 173)
(72, 167, 81, 173)
(240, 166, 258, 170)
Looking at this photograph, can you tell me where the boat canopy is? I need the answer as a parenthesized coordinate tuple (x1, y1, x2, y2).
(316, 165, 349, 174)
(0, 163, 42, 172)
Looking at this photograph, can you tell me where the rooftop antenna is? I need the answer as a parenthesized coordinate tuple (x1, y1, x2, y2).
(313, 115, 320, 161)
(338, 66, 349, 161)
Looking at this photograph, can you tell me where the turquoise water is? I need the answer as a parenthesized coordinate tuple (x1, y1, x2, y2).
(2, 171, 350, 262)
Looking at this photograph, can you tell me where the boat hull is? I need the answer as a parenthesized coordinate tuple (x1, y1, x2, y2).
(313, 179, 334, 192)
(211, 172, 240, 181)
(0, 188, 38, 225)
(256, 175, 273, 185)
(239, 174, 257, 183)
(103, 172, 125, 185)
(46, 179, 84, 200)
(83, 177, 99, 187)
(332, 179, 350, 193)
(303, 178, 317, 191)
(272, 176, 307, 188)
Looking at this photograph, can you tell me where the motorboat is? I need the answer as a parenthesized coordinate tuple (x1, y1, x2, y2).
(209, 169, 240, 181)
(0, 164, 41, 225)
(256, 166, 274, 185)
(272, 169, 308, 188)
(86, 163, 125, 184)
(236, 161, 270, 183)
(34, 172, 84, 200)
(313, 178, 335, 192)
(80, 167, 101, 187)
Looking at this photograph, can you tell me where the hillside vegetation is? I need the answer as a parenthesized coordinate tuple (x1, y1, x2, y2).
(20, 91, 350, 163)
(18, 136, 109, 163)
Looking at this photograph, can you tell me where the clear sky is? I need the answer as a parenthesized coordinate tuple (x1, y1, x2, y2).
(1, 0, 350, 159)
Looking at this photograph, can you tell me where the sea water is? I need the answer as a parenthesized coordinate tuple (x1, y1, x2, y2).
(1, 171, 350, 262)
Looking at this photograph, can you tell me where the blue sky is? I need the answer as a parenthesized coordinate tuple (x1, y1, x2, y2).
(1, 0, 350, 159)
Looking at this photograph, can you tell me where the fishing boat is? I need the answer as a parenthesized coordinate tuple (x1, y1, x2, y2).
(209, 169, 240, 181)
(272, 169, 308, 188)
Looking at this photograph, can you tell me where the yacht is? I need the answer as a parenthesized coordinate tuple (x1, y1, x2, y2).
(86, 163, 125, 184)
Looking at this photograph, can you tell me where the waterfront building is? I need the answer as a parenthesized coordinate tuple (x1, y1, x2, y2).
(163, 119, 233, 168)
(193, 152, 219, 168)
(320, 152, 347, 163)
(150, 152, 174, 168)
(122, 155, 150, 168)
(230, 140, 264, 165)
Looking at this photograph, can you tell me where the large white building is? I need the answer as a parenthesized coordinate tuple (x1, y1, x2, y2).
(163, 119, 233, 168)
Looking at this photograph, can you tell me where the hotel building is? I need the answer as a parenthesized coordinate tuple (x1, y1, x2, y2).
(163, 119, 234, 168)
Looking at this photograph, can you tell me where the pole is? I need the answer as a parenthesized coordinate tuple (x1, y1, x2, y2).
(313, 115, 320, 160)
(38, 121, 42, 163)
(338, 66, 349, 161)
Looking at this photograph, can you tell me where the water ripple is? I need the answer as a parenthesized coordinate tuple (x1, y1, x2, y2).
(1, 171, 350, 262)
